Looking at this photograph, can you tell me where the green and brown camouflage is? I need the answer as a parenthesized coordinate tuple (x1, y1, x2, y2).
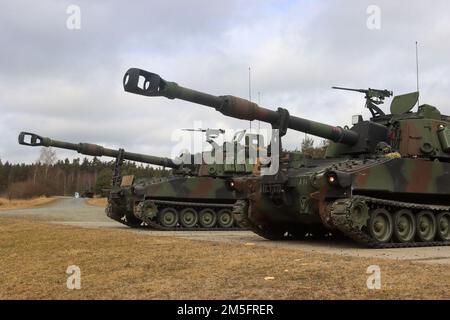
(126, 129, 265, 230)
(18, 131, 263, 230)
(124, 67, 450, 247)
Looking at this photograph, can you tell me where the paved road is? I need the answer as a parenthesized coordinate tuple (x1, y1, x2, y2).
(2, 197, 450, 264)
(0, 197, 120, 228)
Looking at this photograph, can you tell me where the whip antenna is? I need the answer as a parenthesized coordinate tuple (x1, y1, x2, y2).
(248, 66, 252, 132)
(416, 41, 420, 107)
(258, 91, 261, 131)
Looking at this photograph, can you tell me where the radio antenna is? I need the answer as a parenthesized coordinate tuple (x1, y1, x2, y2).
(415, 41, 420, 107)
(258, 91, 261, 131)
(248, 66, 252, 132)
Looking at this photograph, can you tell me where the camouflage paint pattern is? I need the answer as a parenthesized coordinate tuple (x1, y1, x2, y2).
(133, 176, 237, 202)
(352, 158, 450, 198)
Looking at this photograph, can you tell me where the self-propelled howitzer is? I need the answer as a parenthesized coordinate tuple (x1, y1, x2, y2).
(18, 131, 184, 227)
(18, 132, 257, 230)
(123, 68, 450, 248)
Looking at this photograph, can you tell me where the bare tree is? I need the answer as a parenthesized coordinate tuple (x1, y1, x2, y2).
(38, 147, 57, 178)
(301, 136, 328, 158)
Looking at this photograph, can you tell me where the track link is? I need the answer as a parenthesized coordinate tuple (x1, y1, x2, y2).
(232, 200, 272, 238)
(330, 196, 450, 248)
(105, 204, 147, 229)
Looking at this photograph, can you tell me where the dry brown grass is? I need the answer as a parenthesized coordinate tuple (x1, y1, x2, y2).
(0, 197, 57, 211)
(0, 217, 449, 300)
(85, 198, 107, 207)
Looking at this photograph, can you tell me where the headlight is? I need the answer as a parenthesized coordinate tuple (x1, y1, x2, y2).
(326, 172, 338, 185)
(225, 179, 235, 191)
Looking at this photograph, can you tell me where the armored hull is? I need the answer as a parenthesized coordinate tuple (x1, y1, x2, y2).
(108, 175, 242, 230)
(233, 155, 450, 247)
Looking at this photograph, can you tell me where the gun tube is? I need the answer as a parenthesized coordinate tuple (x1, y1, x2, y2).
(19, 133, 179, 169)
(124, 68, 359, 145)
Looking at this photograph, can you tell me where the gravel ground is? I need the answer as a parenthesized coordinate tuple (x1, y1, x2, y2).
(2, 197, 450, 265)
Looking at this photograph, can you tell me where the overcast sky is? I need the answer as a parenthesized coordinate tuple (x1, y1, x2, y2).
(1, 0, 450, 163)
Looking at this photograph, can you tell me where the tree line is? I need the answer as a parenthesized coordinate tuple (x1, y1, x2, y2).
(0, 147, 169, 199)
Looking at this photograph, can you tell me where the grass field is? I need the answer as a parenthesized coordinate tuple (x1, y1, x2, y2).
(0, 217, 449, 300)
(85, 198, 107, 207)
(0, 197, 57, 211)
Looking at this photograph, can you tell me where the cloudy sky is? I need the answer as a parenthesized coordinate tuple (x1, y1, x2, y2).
(1, 0, 450, 163)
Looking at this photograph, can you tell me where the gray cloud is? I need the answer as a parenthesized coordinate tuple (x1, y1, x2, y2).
(1, 0, 450, 163)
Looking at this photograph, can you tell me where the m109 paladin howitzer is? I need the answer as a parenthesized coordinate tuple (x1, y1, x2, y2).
(123, 67, 450, 247)
(18, 131, 262, 230)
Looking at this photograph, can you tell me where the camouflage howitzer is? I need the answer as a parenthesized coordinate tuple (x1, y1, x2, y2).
(18, 131, 263, 230)
(123, 67, 450, 248)
(18, 131, 184, 228)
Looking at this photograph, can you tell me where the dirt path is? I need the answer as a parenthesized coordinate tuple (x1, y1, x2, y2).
(2, 197, 450, 265)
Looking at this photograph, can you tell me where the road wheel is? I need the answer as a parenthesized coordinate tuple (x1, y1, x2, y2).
(199, 208, 217, 228)
(436, 212, 450, 241)
(158, 207, 179, 228)
(179, 208, 198, 228)
(217, 209, 234, 228)
(369, 208, 393, 243)
(416, 211, 436, 242)
(393, 209, 416, 243)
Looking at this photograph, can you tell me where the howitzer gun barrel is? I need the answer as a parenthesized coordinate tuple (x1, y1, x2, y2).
(124, 68, 359, 145)
(18, 132, 179, 168)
